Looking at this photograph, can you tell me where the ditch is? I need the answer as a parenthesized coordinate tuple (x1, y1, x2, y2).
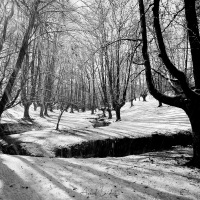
(0, 129, 192, 158)
(55, 130, 192, 158)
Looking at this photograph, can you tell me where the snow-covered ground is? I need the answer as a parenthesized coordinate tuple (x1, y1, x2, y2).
(0, 97, 199, 200)
(1, 147, 200, 200)
(1, 96, 191, 157)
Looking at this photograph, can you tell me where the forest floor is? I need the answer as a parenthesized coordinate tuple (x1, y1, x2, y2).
(0, 96, 200, 200)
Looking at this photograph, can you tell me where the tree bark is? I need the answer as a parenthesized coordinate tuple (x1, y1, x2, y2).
(91, 106, 95, 115)
(23, 103, 31, 120)
(184, 0, 200, 89)
(33, 102, 37, 111)
(91, 57, 95, 115)
(186, 104, 200, 167)
(130, 99, 134, 107)
(44, 104, 49, 116)
(142, 95, 147, 102)
(191, 130, 200, 167)
(158, 100, 162, 107)
(49, 105, 53, 112)
(81, 106, 86, 112)
(100, 108, 106, 117)
(115, 106, 121, 121)
(107, 108, 112, 119)
(56, 109, 65, 130)
(40, 104, 44, 117)
(70, 105, 74, 113)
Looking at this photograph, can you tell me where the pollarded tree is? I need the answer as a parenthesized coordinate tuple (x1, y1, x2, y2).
(139, 0, 200, 167)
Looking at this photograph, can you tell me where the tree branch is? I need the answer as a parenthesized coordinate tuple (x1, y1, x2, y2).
(153, 0, 198, 100)
(139, 0, 185, 108)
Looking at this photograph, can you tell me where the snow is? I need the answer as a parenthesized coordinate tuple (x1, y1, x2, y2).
(1, 97, 191, 157)
(0, 148, 200, 200)
(0, 97, 199, 200)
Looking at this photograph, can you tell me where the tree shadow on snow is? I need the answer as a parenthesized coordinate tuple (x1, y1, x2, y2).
(0, 156, 42, 200)
(16, 155, 199, 200)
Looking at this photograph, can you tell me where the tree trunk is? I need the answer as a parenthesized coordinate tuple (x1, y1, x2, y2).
(142, 95, 147, 101)
(70, 105, 74, 113)
(92, 57, 95, 115)
(187, 106, 200, 167)
(158, 100, 162, 107)
(101, 108, 106, 117)
(44, 104, 49, 116)
(115, 106, 121, 121)
(184, 0, 200, 88)
(33, 102, 37, 111)
(91, 106, 95, 115)
(134, 94, 137, 101)
(56, 109, 65, 130)
(130, 99, 134, 107)
(191, 129, 200, 167)
(23, 103, 31, 120)
(40, 104, 44, 117)
(49, 105, 53, 112)
(107, 108, 112, 119)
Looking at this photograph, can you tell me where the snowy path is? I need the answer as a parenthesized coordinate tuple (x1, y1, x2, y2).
(0, 147, 200, 200)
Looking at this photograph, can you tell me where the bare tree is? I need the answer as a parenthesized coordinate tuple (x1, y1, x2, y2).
(139, 0, 200, 167)
(0, 0, 40, 118)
